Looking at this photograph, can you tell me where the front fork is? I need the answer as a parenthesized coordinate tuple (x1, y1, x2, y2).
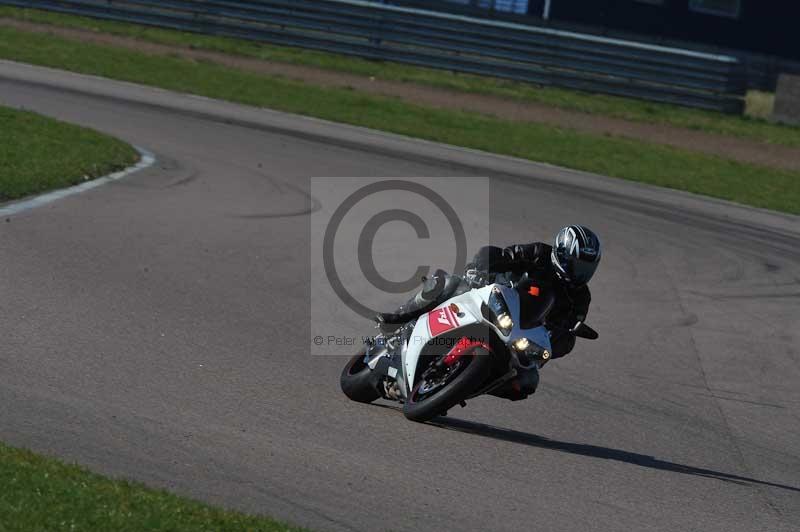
(364, 333, 406, 401)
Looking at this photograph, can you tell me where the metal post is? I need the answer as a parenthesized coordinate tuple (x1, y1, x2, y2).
(543, 0, 552, 20)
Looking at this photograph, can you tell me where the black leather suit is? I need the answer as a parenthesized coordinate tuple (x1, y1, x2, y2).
(467, 243, 591, 359)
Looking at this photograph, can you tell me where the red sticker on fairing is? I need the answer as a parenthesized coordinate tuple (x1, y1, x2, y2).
(427, 305, 460, 337)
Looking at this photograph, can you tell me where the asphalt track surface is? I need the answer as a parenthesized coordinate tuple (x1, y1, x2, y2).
(1, 61, 799, 532)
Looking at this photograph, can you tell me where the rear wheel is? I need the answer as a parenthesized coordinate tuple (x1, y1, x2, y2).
(403, 347, 492, 422)
(340, 347, 382, 403)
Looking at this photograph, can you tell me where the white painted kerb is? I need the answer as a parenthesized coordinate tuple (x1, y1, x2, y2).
(0, 146, 155, 216)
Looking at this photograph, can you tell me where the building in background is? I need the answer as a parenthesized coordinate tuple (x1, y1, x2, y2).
(538, 1, 799, 62)
(443, 0, 529, 14)
(422, 0, 798, 63)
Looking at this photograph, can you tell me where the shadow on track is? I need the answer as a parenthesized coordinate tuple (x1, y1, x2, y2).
(426, 416, 800, 494)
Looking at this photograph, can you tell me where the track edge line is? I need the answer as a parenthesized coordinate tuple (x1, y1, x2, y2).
(0, 146, 156, 217)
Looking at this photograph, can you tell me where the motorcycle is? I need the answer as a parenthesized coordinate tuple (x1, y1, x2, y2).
(340, 272, 598, 422)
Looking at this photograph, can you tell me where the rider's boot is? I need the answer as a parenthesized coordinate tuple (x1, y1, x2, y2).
(375, 273, 447, 333)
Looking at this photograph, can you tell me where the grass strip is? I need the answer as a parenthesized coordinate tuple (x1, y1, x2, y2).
(2, 6, 799, 148)
(0, 26, 797, 214)
(0, 441, 306, 531)
(0, 105, 137, 201)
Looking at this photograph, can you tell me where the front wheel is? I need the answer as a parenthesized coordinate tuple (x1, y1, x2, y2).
(340, 347, 382, 403)
(403, 347, 492, 422)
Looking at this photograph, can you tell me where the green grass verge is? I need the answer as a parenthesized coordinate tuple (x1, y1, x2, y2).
(0, 26, 797, 214)
(0, 105, 137, 202)
(0, 441, 306, 531)
(3, 6, 800, 148)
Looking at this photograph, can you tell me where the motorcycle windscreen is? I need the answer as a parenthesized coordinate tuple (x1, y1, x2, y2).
(515, 279, 555, 329)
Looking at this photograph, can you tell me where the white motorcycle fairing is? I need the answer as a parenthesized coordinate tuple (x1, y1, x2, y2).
(402, 284, 553, 394)
(341, 271, 597, 422)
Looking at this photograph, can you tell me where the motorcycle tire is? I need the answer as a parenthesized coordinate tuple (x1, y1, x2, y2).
(403, 347, 491, 423)
(340, 347, 382, 403)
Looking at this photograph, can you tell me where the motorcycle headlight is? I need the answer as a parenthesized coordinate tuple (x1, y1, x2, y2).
(497, 313, 513, 331)
(512, 337, 530, 352)
(487, 288, 513, 335)
(511, 338, 551, 367)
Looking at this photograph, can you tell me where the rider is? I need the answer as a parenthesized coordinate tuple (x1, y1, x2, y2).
(376, 225, 602, 399)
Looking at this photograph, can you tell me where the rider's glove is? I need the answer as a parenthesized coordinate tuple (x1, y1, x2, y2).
(464, 268, 490, 287)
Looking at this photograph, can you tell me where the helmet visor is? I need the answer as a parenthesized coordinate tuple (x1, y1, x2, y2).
(568, 258, 598, 285)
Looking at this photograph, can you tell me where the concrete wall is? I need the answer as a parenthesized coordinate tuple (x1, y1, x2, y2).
(773, 74, 800, 126)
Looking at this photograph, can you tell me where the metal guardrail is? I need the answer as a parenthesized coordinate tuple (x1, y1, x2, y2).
(0, 0, 747, 113)
(394, 0, 800, 93)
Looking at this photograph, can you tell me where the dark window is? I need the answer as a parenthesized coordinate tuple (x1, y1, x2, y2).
(689, 0, 741, 18)
(442, 0, 529, 13)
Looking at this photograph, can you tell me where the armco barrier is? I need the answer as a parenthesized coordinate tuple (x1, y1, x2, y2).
(0, 0, 747, 113)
